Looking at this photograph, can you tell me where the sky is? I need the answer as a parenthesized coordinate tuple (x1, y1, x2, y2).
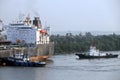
(0, 0, 120, 32)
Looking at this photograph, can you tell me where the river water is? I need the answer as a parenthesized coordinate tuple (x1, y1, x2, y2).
(0, 51, 120, 80)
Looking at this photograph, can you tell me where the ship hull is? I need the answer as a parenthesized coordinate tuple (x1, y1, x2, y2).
(75, 53, 118, 59)
(0, 57, 46, 67)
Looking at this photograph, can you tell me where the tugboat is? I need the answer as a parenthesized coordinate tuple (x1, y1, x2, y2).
(75, 42, 118, 59)
(1, 53, 46, 67)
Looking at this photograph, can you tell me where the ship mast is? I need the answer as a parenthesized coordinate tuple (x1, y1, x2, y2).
(93, 40, 96, 48)
(18, 13, 25, 22)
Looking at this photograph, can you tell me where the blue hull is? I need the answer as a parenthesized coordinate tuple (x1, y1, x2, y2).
(1, 57, 46, 67)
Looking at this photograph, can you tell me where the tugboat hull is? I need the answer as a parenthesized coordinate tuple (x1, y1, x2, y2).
(75, 53, 118, 59)
(1, 57, 46, 67)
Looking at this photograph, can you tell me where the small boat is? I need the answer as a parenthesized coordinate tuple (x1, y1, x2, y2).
(1, 53, 46, 67)
(76, 46, 118, 59)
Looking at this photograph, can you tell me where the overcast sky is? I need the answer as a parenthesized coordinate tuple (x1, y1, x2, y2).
(0, 0, 120, 32)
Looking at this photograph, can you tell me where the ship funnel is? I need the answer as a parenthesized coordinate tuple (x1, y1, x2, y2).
(93, 41, 96, 48)
(33, 17, 42, 28)
(25, 14, 31, 26)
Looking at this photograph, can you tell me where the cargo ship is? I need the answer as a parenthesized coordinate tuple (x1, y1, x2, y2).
(0, 14, 54, 65)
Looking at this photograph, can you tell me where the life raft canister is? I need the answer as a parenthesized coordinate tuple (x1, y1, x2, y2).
(40, 29, 47, 34)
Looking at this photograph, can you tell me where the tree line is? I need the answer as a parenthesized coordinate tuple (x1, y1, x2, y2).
(50, 32, 120, 54)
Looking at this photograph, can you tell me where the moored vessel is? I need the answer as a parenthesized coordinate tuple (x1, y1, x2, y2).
(1, 53, 46, 67)
(0, 14, 54, 64)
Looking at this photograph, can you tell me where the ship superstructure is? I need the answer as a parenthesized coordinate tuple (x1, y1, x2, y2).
(6, 16, 50, 45)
